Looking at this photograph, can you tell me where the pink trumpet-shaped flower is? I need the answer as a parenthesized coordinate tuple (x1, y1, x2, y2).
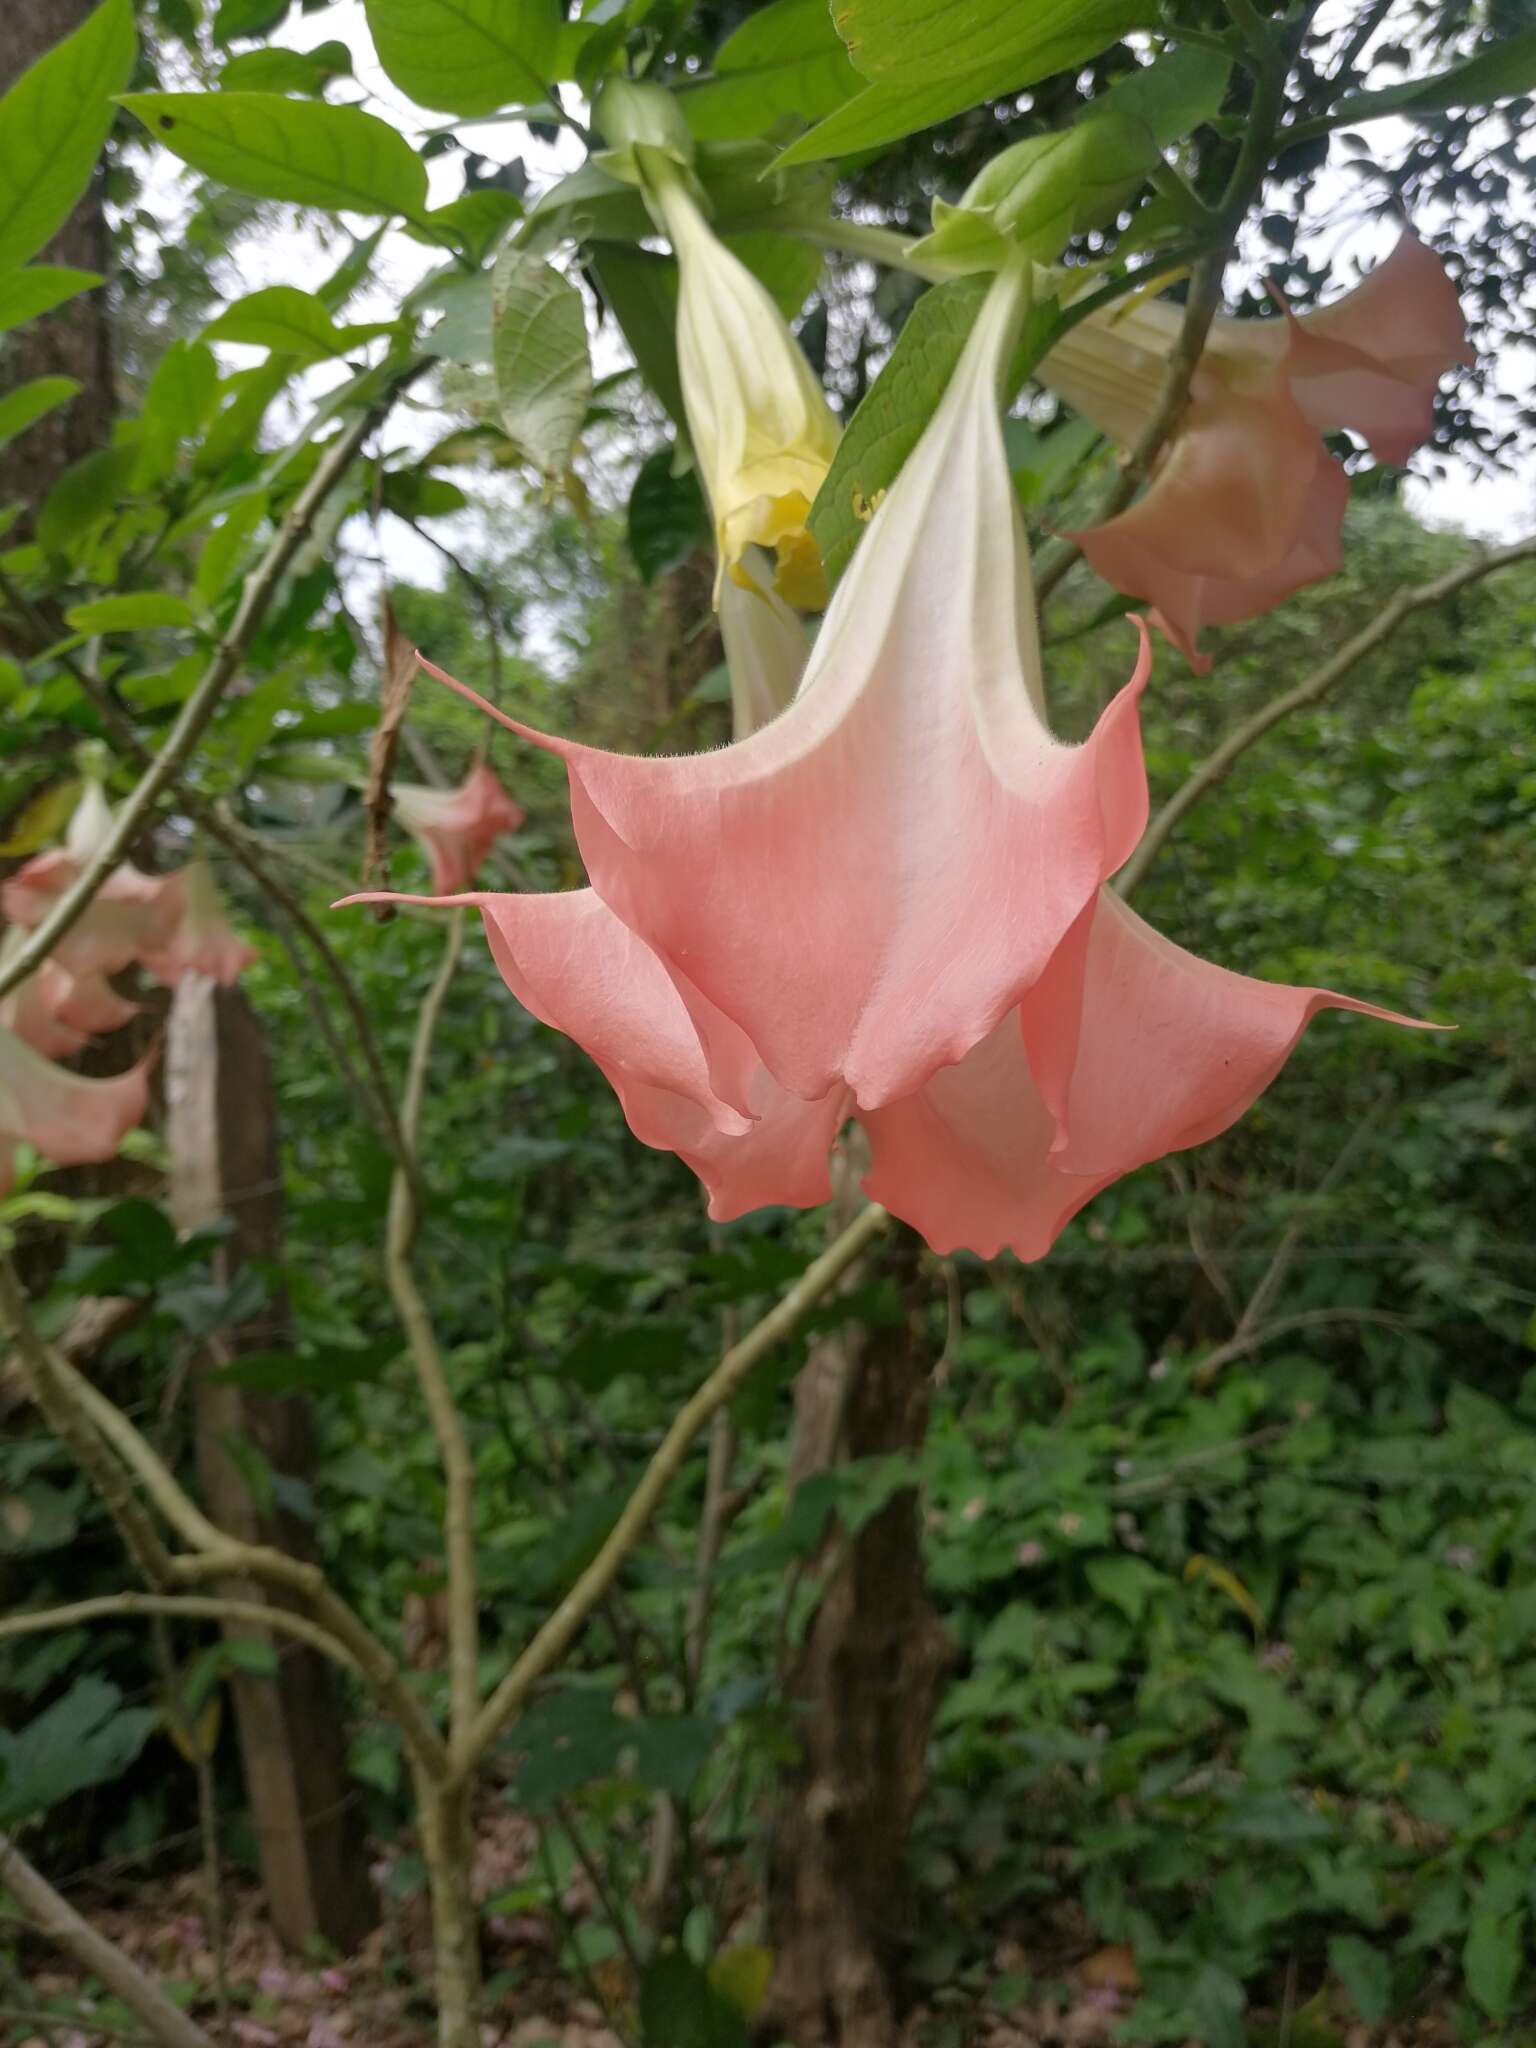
(339, 262, 1436, 1259)
(392, 763, 526, 895)
(1043, 228, 1471, 667)
(2, 785, 183, 979)
(411, 265, 1151, 1115)
(139, 861, 258, 986)
(0, 1024, 153, 1197)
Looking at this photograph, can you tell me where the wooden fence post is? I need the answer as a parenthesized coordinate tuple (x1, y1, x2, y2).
(166, 977, 377, 1954)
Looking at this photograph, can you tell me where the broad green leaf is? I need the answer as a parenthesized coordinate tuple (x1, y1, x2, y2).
(1328, 1934, 1392, 2024)
(205, 284, 393, 360)
(627, 448, 708, 584)
(680, 0, 861, 142)
(491, 247, 591, 478)
(37, 442, 137, 556)
(65, 593, 195, 634)
(724, 231, 822, 319)
(1085, 1553, 1173, 1622)
(415, 188, 523, 262)
(363, 0, 579, 117)
(0, 1677, 156, 1828)
(1323, 27, 1536, 127)
(213, 0, 291, 44)
(777, 0, 1156, 166)
(220, 42, 354, 95)
(1465, 1909, 1525, 2020)
(195, 492, 268, 604)
(0, 0, 137, 272)
(0, 265, 101, 335)
(590, 245, 684, 425)
(0, 375, 79, 453)
(1086, 44, 1231, 146)
(118, 92, 430, 223)
(807, 281, 983, 584)
(135, 337, 219, 486)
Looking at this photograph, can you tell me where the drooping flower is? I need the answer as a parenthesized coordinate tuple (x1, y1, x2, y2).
(391, 763, 526, 896)
(641, 153, 842, 609)
(139, 860, 259, 987)
(2, 784, 183, 979)
(1040, 228, 1471, 666)
(415, 259, 1150, 1118)
(0, 1023, 152, 1197)
(341, 261, 1433, 1260)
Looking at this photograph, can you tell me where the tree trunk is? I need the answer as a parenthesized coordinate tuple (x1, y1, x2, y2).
(416, 1773, 483, 2048)
(766, 1223, 952, 2048)
(166, 978, 378, 1954)
(0, 0, 116, 519)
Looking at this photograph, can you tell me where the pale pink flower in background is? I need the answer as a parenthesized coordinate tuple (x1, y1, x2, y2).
(392, 762, 526, 895)
(139, 859, 258, 986)
(1042, 228, 1472, 666)
(2, 784, 183, 978)
(0, 932, 139, 1059)
(0, 1023, 152, 1196)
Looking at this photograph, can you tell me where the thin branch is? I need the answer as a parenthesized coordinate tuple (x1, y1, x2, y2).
(0, 1594, 362, 1669)
(1115, 535, 1536, 898)
(0, 1262, 177, 1588)
(387, 910, 480, 1752)
(0, 376, 416, 1006)
(1, 1263, 449, 1779)
(0, 1833, 218, 2048)
(1191, 1306, 1417, 1391)
(458, 1201, 892, 1777)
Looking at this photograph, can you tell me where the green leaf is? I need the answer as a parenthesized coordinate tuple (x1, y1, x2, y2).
(724, 230, 822, 319)
(205, 284, 392, 360)
(363, 0, 577, 117)
(0, 1677, 156, 1827)
(0, 375, 79, 453)
(640, 1950, 748, 2048)
(490, 246, 591, 478)
(1328, 1935, 1392, 2024)
(0, 265, 101, 335)
(0, 0, 137, 272)
(220, 41, 354, 95)
(777, 0, 1156, 166)
(196, 493, 268, 603)
(1087, 44, 1231, 147)
(118, 92, 430, 222)
(65, 592, 195, 634)
(206, 1340, 397, 1394)
(1323, 27, 1536, 127)
(590, 245, 683, 425)
(807, 278, 981, 588)
(1465, 1909, 1525, 2020)
(680, 0, 861, 142)
(628, 1715, 717, 1798)
(416, 188, 523, 262)
(1085, 1553, 1173, 1622)
(627, 449, 709, 584)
